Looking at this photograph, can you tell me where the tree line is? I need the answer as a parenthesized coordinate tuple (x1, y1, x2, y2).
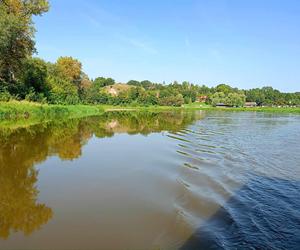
(1, 0, 299, 107)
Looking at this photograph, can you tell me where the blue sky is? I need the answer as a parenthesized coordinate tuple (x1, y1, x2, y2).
(34, 0, 300, 92)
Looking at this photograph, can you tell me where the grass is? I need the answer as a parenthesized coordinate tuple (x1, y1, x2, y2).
(182, 102, 300, 113)
(101, 103, 300, 113)
(0, 101, 105, 128)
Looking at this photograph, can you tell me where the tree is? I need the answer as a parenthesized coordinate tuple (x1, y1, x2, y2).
(46, 62, 80, 104)
(261, 86, 281, 105)
(78, 73, 92, 99)
(140, 80, 153, 89)
(0, 0, 49, 82)
(127, 80, 140, 86)
(93, 77, 115, 88)
(56, 56, 82, 85)
(245, 88, 266, 106)
(215, 84, 234, 95)
(21, 57, 48, 93)
(1, 0, 49, 16)
(158, 94, 184, 107)
(211, 92, 226, 106)
(226, 93, 245, 107)
(83, 85, 109, 104)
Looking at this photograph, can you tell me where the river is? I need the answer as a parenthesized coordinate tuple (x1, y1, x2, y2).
(0, 111, 299, 250)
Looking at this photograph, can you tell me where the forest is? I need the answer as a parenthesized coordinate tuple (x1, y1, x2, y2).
(1, 0, 300, 108)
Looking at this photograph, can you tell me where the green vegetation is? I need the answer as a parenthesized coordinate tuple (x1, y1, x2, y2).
(1, 101, 299, 128)
(183, 103, 300, 113)
(0, 0, 299, 121)
(0, 101, 104, 126)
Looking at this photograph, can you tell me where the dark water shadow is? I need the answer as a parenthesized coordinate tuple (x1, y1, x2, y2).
(180, 175, 300, 250)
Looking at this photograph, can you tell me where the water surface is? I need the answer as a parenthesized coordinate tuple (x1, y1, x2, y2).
(0, 111, 299, 250)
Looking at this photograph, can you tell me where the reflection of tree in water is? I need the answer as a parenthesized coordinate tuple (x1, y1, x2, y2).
(92, 111, 204, 137)
(0, 129, 52, 239)
(0, 111, 203, 238)
(0, 120, 88, 239)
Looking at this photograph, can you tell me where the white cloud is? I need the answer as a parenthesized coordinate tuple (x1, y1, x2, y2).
(117, 35, 158, 55)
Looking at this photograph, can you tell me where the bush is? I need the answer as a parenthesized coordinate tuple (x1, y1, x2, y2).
(47, 76, 80, 105)
(0, 89, 12, 102)
(82, 88, 109, 104)
(22, 58, 48, 93)
(158, 94, 184, 107)
(25, 88, 47, 103)
(48, 91, 80, 105)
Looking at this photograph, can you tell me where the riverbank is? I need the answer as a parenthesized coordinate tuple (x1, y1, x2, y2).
(182, 103, 300, 113)
(0, 101, 105, 129)
(0, 101, 300, 126)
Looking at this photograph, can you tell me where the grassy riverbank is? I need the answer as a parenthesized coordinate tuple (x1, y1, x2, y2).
(0, 101, 105, 129)
(182, 103, 300, 113)
(0, 101, 299, 127)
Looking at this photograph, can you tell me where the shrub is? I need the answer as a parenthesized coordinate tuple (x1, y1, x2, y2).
(0, 89, 12, 102)
(158, 94, 184, 107)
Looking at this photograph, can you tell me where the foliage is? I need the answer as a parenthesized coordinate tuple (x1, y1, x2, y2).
(245, 86, 300, 106)
(93, 77, 115, 88)
(0, 0, 49, 82)
(0, 101, 104, 122)
(226, 93, 246, 107)
(211, 92, 226, 106)
(0, 87, 12, 101)
(21, 57, 48, 93)
(47, 76, 80, 104)
(211, 91, 245, 107)
(158, 94, 184, 107)
(215, 84, 237, 94)
(56, 56, 82, 84)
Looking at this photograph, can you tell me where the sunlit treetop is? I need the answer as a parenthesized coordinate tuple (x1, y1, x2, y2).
(0, 0, 49, 16)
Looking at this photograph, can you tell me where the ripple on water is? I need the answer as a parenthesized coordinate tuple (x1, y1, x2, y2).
(177, 112, 300, 250)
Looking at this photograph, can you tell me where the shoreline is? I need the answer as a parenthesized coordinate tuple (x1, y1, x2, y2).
(0, 101, 299, 127)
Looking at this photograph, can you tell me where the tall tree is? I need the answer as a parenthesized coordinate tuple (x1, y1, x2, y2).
(56, 56, 82, 85)
(0, 0, 49, 82)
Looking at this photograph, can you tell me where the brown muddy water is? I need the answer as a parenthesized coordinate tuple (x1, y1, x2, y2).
(0, 111, 299, 250)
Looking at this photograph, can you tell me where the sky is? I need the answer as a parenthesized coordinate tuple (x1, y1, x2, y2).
(34, 0, 300, 92)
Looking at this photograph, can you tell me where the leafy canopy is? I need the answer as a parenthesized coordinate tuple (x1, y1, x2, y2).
(0, 0, 49, 82)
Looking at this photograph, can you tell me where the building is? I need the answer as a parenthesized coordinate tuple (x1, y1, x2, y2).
(244, 102, 257, 107)
(216, 103, 231, 107)
(196, 95, 208, 103)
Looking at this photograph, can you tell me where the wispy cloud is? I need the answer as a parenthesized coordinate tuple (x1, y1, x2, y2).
(81, 3, 158, 55)
(82, 13, 102, 28)
(119, 36, 158, 55)
(83, 2, 122, 24)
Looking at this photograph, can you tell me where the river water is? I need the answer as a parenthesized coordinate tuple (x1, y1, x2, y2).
(0, 111, 299, 250)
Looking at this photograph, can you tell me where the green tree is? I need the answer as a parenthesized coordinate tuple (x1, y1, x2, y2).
(0, 0, 49, 83)
(56, 56, 82, 85)
(211, 92, 226, 106)
(21, 57, 48, 93)
(158, 94, 184, 107)
(226, 92, 246, 107)
(127, 80, 140, 86)
(245, 88, 266, 105)
(140, 80, 153, 89)
(215, 84, 233, 95)
(46, 62, 80, 104)
(93, 77, 115, 88)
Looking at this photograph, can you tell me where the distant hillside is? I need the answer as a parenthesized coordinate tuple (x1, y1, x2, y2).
(103, 84, 135, 96)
